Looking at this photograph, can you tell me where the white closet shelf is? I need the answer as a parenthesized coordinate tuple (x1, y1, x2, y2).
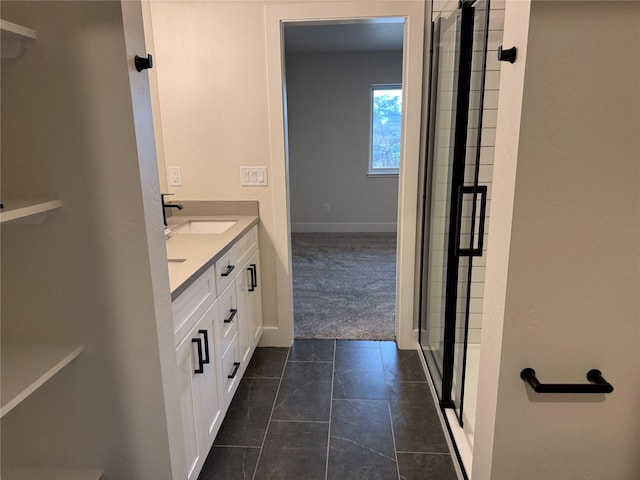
(1, 19, 37, 59)
(0, 199, 62, 223)
(2, 468, 102, 480)
(1, 342, 84, 418)
(0, 19, 37, 40)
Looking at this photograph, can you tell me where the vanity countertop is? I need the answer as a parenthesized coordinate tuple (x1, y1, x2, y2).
(165, 215, 259, 299)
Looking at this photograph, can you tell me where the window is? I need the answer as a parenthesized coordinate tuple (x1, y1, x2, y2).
(369, 85, 402, 175)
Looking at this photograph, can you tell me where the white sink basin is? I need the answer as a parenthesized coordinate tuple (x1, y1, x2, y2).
(173, 220, 236, 235)
(167, 259, 186, 273)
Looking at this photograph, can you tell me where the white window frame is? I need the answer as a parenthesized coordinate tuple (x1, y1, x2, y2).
(368, 83, 402, 176)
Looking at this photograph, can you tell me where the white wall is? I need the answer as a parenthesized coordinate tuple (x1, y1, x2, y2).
(286, 51, 401, 232)
(474, 1, 640, 478)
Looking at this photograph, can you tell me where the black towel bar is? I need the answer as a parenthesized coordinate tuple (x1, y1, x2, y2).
(520, 368, 613, 394)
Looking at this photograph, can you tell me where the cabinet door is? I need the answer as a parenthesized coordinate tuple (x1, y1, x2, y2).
(247, 250, 263, 348)
(235, 262, 252, 369)
(176, 302, 222, 480)
(175, 331, 204, 480)
(194, 302, 223, 450)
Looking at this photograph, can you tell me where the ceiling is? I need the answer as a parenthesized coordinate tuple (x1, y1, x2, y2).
(284, 20, 405, 54)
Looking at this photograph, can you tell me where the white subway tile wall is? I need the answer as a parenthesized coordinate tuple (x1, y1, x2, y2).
(432, 0, 505, 345)
(424, 0, 460, 352)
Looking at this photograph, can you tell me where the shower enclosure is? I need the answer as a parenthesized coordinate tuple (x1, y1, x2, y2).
(418, 0, 490, 464)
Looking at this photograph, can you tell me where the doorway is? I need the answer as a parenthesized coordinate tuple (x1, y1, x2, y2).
(264, 1, 426, 348)
(283, 20, 403, 340)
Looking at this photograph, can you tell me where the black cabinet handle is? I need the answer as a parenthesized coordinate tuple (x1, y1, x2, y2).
(221, 265, 235, 277)
(247, 266, 254, 292)
(192, 338, 204, 374)
(247, 263, 258, 292)
(250, 263, 258, 289)
(520, 368, 613, 394)
(198, 329, 210, 364)
(224, 309, 238, 324)
(227, 362, 241, 379)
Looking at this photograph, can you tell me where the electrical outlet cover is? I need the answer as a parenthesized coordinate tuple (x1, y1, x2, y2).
(168, 166, 182, 186)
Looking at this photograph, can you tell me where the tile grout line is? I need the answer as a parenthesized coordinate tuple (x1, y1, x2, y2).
(269, 419, 330, 424)
(388, 401, 403, 480)
(324, 339, 336, 480)
(213, 444, 262, 449)
(287, 360, 334, 364)
(396, 451, 454, 455)
(380, 344, 402, 480)
(251, 346, 291, 480)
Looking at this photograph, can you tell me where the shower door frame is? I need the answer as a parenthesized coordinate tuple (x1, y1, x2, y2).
(419, 0, 490, 427)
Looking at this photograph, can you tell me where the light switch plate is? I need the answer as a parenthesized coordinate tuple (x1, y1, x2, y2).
(240, 166, 268, 186)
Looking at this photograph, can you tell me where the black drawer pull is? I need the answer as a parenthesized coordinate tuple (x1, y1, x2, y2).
(520, 368, 613, 394)
(198, 329, 210, 364)
(228, 362, 241, 379)
(224, 309, 238, 324)
(221, 265, 235, 277)
(192, 338, 204, 374)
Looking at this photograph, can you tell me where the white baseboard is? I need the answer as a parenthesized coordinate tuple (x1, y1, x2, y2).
(291, 222, 397, 233)
(258, 326, 292, 347)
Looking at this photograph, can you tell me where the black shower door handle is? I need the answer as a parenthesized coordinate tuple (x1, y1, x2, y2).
(455, 185, 488, 257)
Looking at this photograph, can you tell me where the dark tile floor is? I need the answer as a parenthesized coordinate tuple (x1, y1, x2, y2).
(198, 340, 457, 480)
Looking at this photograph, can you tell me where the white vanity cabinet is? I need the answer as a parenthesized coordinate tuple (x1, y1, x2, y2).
(171, 223, 262, 480)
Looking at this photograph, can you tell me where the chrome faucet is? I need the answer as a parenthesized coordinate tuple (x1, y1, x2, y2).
(161, 193, 183, 226)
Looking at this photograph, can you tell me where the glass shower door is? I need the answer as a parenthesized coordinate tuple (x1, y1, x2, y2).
(451, 0, 489, 426)
(420, 0, 489, 426)
(420, 7, 463, 402)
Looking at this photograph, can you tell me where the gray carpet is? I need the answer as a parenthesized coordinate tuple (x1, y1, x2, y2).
(292, 232, 397, 340)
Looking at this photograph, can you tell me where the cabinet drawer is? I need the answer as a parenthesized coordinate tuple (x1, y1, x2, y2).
(218, 333, 241, 408)
(172, 266, 216, 344)
(234, 225, 258, 268)
(216, 280, 239, 356)
(214, 247, 237, 295)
